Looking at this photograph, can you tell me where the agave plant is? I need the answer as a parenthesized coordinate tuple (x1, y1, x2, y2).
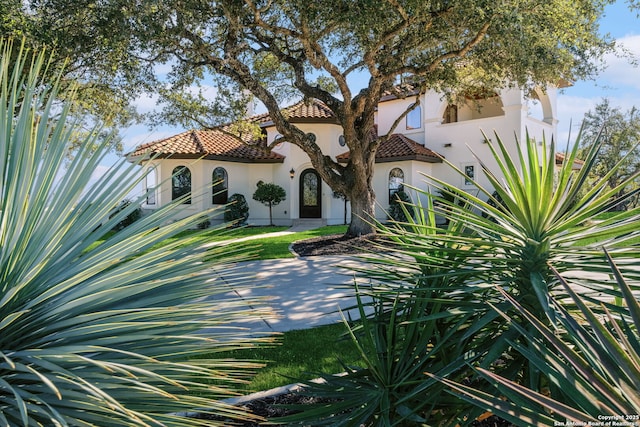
(434, 251, 640, 426)
(0, 40, 272, 426)
(417, 131, 640, 389)
(433, 130, 640, 312)
(279, 195, 501, 425)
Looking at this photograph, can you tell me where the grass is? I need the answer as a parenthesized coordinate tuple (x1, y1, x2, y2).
(247, 224, 348, 259)
(103, 223, 359, 393)
(216, 322, 365, 393)
(94, 224, 348, 260)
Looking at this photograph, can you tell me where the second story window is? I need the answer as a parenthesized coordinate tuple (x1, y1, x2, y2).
(444, 104, 458, 123)
(406, 104, 422, 130)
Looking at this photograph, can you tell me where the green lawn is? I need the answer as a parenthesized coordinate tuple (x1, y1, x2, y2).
(213, 322, 365, 393)
(248, 224, 348, 259)
(101, 224, 359, 393)
(95, 224, 348, 260)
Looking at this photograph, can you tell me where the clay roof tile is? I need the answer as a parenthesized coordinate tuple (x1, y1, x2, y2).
(128, 129, 284, 163)
(337, 133, 443, 164)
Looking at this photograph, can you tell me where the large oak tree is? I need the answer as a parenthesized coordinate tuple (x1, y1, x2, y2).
(28, 0, 617, 235)
(1, 0, 138, 153)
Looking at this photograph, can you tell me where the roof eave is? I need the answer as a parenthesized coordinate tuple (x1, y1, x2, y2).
(203, 154, 285, 164)
(375, 155, 442, 164)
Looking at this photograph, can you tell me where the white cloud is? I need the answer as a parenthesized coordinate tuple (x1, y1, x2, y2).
(555, 33, 640, 144)
(599, 35, 640, 90)
(133, 93, 161, 114)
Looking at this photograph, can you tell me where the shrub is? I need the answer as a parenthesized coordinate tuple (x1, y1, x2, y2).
(0, 39, 272, 426)
(280, 195, 496, 425)
(110, 199, 143, 231)
(225, 193, 250, 225)
(284, 130, 640, 425)
(387, 189, 414, 222)
(418, 131, 640, 411)
(436, 252, 640, 425)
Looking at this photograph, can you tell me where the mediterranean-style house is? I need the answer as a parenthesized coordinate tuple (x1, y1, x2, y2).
(128, 85, 562, 226)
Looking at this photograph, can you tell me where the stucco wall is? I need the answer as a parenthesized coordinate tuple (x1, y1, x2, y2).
(140, 84, 558, 227)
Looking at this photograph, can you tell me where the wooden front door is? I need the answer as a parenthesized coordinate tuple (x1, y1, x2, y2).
(299, 169, 321, 218)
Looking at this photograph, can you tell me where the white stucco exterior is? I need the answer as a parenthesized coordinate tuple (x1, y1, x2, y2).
(137, 85, 558, 226)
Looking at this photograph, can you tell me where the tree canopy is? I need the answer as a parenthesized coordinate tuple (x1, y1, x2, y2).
(578, 98, 640, 210)
(17, 0, 623, 235)
(0, 1, 139, 153)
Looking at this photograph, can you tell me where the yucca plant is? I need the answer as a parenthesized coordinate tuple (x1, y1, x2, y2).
(434, 251, 640, 426)
(0, 39, 273, 426)
(419, 131, 640, 390)
(432, 130, 640, 315)
(288, 129, 640, 425)
(279, 195, 501, 425)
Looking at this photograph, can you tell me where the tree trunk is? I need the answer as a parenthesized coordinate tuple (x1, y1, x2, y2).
(345, 183, 376, 237)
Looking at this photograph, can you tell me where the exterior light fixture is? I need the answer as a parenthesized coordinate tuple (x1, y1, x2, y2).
(289, 168, 295, 179)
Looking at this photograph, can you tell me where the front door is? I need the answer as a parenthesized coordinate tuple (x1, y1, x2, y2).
(299, 169, 321, 218)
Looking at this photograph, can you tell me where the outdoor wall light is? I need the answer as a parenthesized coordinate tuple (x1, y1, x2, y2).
(289, 168, 295, 179)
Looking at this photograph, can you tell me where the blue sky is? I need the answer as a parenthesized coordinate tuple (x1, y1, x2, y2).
(115, 1, 640, 168)
(557, 1, 640, 143)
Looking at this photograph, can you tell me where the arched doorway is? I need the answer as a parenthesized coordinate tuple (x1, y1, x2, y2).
(299, 169, 321, 218)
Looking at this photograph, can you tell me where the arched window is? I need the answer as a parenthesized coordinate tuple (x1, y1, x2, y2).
(443, 104, 458, 123)
(145, 168, 157, 205)
(388, 168, 405, 203)
(212, 167, 228, 205)
(406, 104, 422, 130)
(172, 166, 191, 204)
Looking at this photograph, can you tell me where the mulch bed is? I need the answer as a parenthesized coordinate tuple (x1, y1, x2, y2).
(192, 390, 514, 426)
(290, 233, 388, 256)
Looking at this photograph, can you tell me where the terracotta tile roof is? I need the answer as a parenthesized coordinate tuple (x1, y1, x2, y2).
(555, 152, 584, 170)
(253, 98, 337, 125)
(337, 133, 443, 164)
(379, 83, 420, 102)
(128, 129, 284, 163)
(129, 99, 336, 163)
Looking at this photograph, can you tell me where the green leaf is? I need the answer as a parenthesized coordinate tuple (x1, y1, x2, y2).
(0, 39, 272, 426)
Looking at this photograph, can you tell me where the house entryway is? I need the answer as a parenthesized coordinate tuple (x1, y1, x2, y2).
(299, 169, 321, 218)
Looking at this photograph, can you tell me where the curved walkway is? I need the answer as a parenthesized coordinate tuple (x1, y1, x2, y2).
(205, 224, 372, 334)
(226, 255, 365, 333)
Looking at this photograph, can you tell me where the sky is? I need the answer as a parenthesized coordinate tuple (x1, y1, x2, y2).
(556, 1, 640, 143)
(113, 1, 640, 174)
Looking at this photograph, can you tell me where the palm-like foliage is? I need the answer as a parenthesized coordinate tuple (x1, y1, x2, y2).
(285, 128, 640, 425)
(419, 131, 640, 393)
(435, 252, 640, 426)
(279, 196, 500, 426)
(429, 130, 640, 318)
(0, 40, 272, 426)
